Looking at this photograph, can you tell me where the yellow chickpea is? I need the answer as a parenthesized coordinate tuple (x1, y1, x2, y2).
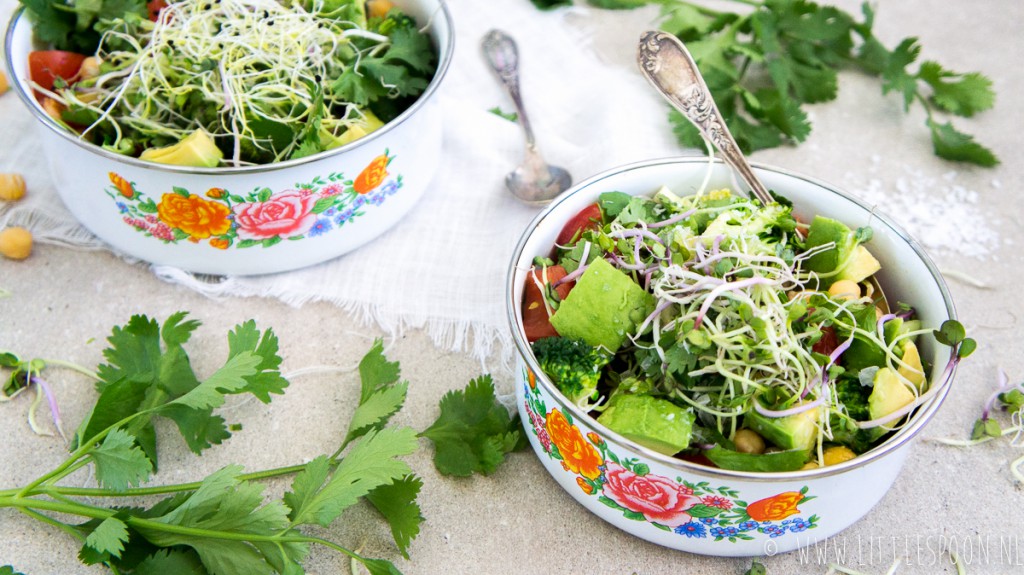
(366, 0, 394, 18)
(0, 227, 33, 260)
(732, 428, 766, 454)
(828, 279, 861, 301)
(802, 461, 821, 470)
(78, 57, 101, 80)
(822, 445, 857, 466)
(0, 173, 26, 201)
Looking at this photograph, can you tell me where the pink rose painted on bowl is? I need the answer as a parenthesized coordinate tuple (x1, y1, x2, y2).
(233, 189, 318, 240)
(602, 462, 700, 526)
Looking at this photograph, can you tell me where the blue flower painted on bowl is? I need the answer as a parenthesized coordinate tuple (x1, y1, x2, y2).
(674, 521, 707, 539)
(307, 218, 333, 237)
(700, 517, 718, 525)
(709, 527, 727, 538)
(739, 520, 759, 531)
(788, 518, 811, 533)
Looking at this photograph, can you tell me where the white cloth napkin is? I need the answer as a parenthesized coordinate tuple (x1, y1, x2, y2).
(0, 0, 684, 369)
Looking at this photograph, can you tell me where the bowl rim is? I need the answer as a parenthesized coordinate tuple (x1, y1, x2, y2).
(2, 0, 455, 174)
(506, 155, 958, 482)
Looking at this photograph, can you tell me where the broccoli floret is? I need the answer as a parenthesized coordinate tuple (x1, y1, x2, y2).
(834, 378, 870, 421)
(829, 378, 884, 454)
(531, 337, 610, 405)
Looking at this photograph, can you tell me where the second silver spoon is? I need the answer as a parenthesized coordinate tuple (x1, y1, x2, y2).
(482, 29, 572, 206)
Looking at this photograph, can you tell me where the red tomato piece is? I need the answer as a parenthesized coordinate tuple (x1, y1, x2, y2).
(555, 203, 602, 247)
(147, 0, 169, 20)
(522, 265, 574, 342)
(812, 326, 839, 356)
(28, 51, 86, 92)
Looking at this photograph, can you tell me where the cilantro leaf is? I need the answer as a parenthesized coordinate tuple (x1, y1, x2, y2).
(0, 567, 26, 575)
(226, 320, 289, 403)
(80, 516, 130, 564)
(382, 25, 435, 74)
(530, 0, 572, 9)
(586, 0, 651, 8)
(917, 61, 995, 117)
(168, 351, 262, 410)
(90, 428, 154, 492)
(366, 475, 424, 559)
(345, 339, 409, 445)
(880, 37, 921, 111)
(138, 465, 307, 575)
(928, 120, 1000, 167)
(421, 375, 525, 477)
(284, 427, 418, 527)
(133, 549, 206, 574)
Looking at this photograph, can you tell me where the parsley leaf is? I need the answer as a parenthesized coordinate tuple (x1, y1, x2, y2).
(284, 427, 418, 527)
(89, 428, 153, 492)
(366, 475, 424, 559)
(421, 375, 525, 477)
(928, 119, 1000, 167)
(917, 61, 995, 117)
(345, 339, 409, 446)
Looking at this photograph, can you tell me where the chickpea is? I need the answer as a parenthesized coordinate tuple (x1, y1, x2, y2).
(828, 279, 861, 301)
(78, 57, 101, 80)
(822, 445, 857, 466)
(0, 227, 33, 260)
(366, 0, 394, 18)
(0, 173, 26, 201)
(732, 428, 766, 454)
(42, 98, 64, 122)
(801, 461, 821, 470)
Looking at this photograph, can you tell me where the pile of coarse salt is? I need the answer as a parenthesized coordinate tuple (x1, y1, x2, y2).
(843, 156, 1002, 260)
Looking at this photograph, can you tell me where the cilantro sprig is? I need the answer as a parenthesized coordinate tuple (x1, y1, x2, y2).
(0, 314, 422, 575)
(539, 0, 999, 167)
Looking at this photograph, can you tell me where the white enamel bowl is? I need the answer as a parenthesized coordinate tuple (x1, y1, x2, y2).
(4, 0, 452, 275)
(506, 157, 957, 556)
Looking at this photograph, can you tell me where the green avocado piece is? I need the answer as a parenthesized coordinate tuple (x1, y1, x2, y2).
(868, 367, 916, 421)
(596, 394, 694, 456)
(550, 257, 655, 352)
(804, 216, 855, 275)
(837, 244, 881, 284)
(744, 405, 820, 452)
(139, 130, 223, 167)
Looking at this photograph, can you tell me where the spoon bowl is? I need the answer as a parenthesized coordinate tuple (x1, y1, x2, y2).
(482, 29, 572, 205)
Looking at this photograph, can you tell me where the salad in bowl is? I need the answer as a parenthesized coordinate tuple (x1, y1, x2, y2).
(507, 157, 971, 555)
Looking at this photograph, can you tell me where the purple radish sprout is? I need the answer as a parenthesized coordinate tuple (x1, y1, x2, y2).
(31, 376, 65, 440)
(647, 209, 696, 229)
(694, 277, 774, 328)
(876, 313, 897, 339)
(754, 394, 826, 418)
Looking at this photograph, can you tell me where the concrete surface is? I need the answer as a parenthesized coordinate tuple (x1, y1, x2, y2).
(2, 1, 1024, 574)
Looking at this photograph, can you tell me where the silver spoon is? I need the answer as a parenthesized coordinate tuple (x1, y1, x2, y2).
(637, 31, 889, 311)
(637, 31, 774, 207)
(482, 29, 572, 206)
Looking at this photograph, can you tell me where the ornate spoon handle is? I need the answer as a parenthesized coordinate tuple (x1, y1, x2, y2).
(637, 30, 774, 206)
(482, 29, 537, 150)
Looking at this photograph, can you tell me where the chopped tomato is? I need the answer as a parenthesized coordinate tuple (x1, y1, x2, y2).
(812, 326, 839, 356)
(147, 0, 168, 20)
(555, 203, 602, 247)
(28, 51, 86, 93)
(522, 265, 574, 342)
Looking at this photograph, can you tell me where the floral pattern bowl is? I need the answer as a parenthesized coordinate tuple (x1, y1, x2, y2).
(506, 157, 958, 556)
(3, 0, 452, 275)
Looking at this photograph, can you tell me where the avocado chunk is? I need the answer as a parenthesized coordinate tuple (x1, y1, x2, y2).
(550, 257, 655, 352)
(837, 245, 881, 284)
(868, 367, 916, 422)
(596, 394, 694, 456)
(744, 403, 820, 452)
(897, 340, 927, 390)
(803, 216, 880, 287)
(139, 130, 223, 167)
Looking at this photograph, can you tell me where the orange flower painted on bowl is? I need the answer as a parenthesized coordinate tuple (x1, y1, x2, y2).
(206, 187, 227, 199)
(353, 152, 392, 194)
(209, 238, 229, 250)
(108, 172, 135, 199)
(546, 409, 602, 480)
(576, 476, 595, 495)
(527, 369, 537, 390)
(156, 193, 232, 239)
(586, 432, 603, 447)
(745, 491, 805, 522)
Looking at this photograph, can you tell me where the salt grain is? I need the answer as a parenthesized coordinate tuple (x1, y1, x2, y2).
(843, 164, 1000, 260)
